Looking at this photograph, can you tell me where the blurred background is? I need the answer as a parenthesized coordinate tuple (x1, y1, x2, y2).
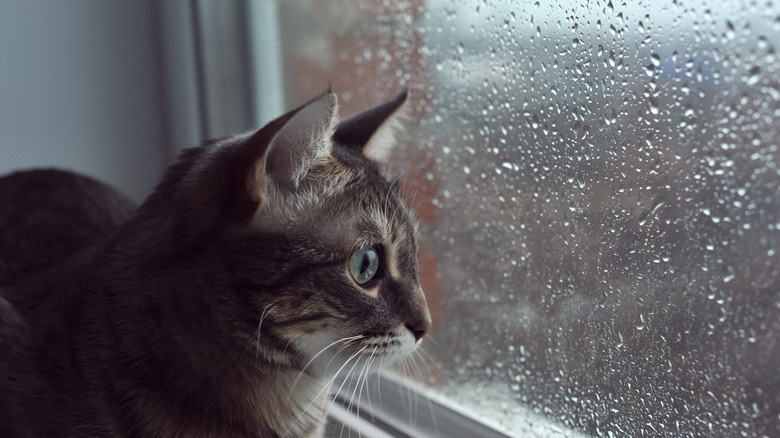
(2, 1, 779, 437)
(2, 1, 171, 201)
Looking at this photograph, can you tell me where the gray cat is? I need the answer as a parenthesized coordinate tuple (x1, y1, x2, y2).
(0, 90, 431, 438)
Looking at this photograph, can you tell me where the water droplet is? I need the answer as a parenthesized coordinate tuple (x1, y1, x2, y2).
(725, 20, 736, 40)
(648, 98, 659, 115)
(746, 65, 761, 86)
(723, 266, 736, 283)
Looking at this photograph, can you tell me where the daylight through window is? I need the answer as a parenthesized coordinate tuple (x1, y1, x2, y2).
(272, 1, 780, 436)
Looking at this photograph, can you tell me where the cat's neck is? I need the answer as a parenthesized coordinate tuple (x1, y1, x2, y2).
(78, 265, 333, 438)
(223, 366, 331, 438)
(173, 327, 332, 438)
(128, 356, 332, 438)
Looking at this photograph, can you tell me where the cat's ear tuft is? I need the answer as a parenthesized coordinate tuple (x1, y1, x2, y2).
(245, 91, 339, 202)
(333, 90, 408, 164)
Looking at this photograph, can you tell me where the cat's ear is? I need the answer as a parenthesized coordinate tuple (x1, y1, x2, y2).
(333, 90, 408, 164)
(244, 91, 339, 202)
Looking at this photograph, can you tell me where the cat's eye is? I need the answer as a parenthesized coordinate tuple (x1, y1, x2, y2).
(349, 246, 379, 285)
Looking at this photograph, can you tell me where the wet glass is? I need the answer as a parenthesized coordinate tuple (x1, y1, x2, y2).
(276, 0, 780, 436)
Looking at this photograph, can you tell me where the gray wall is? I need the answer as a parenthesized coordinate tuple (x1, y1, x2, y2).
(0, 0, 170, 201)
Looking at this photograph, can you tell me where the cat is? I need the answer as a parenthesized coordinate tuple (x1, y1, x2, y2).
(0, 89, 431, 438)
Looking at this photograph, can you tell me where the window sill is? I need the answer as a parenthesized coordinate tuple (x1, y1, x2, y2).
(327, 373, 587, 438)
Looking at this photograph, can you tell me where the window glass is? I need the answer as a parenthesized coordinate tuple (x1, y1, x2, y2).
(276, 1, 780, 436)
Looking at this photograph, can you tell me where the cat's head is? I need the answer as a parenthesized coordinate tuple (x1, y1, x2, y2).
(132, 90, 431, 378)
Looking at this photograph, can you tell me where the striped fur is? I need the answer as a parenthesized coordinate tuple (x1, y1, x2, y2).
(0, 90, 431, 437)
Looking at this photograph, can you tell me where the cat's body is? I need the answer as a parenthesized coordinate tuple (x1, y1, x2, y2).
(0, 90, 430, 438)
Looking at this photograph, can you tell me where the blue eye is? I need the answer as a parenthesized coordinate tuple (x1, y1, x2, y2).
(349, 247, 379, 284)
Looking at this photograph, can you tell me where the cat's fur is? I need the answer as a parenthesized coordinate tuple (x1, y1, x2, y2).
(0, 90, 431, 438)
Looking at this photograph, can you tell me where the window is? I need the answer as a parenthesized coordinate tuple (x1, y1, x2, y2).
(265, 1, 780, 436)
(245, 0, 780, 437)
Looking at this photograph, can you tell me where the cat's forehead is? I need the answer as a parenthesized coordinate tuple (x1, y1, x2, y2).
(254, 147, 418, 270)
(333, 171, 416, 236)
(340, 172, 419, 279)
(367, 199, 419, 280)
(308, 167, 418, 260)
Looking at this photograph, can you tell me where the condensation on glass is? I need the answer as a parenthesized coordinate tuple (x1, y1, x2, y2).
(276, 0, 780, 436)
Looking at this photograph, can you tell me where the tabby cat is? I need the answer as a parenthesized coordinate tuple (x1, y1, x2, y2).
(0, 90, 431, 438)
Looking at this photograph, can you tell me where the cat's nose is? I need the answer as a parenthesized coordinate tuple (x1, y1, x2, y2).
(406, 319, 431, 342)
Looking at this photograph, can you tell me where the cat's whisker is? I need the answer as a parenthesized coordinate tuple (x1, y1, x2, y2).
(397, 357, 411, 423)
(353, 370, 370, 438)
(353, 348, 373, 438)
(408, 357, 422, 428)
(408, 349, 441, 435)
(330, 346, 369, 438)
(391, 157, 431, 191)
(415, 348, 436, 380)
(414, 345, 448, 379)
(382, 168, 409, 222)
(346, 349, 370, 413)
(376, 353, 388, 401)
(290, 334, 364, 393)
(409, 350, 432, 424)
(321, 338, 360, 381)
(401, 356, 417, 427)
(407, 349, 421, 380)
(346, 344, 376, 438)
(421, 333, 440, 346)
(275, 332, 302, 383)
(407, 356, 422, 428)
(254, 303, 276, 359)
(337, 381, 354, 438)
(405, 170, 427, 214)
(284, 345, 367, 438)
(390, 157, 434, 215)
(409, 349, 425, 380)
(386, 177, 406, 226)
(356, 345, 379, 432)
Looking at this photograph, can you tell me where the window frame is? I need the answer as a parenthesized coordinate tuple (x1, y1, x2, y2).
(327, 373, 524, 438)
